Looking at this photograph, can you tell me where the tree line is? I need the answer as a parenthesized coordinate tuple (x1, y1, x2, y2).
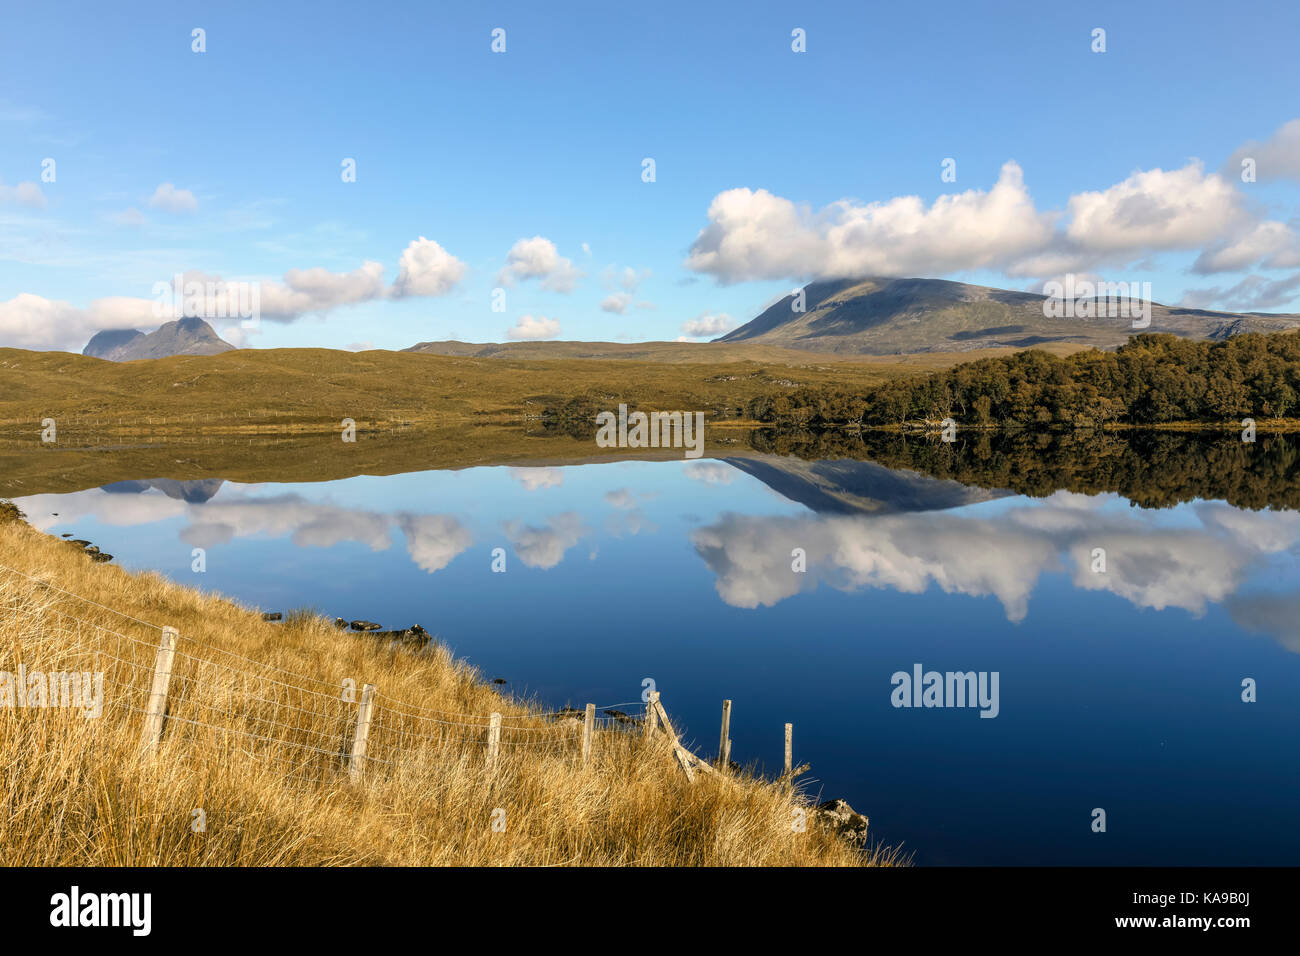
(749, 429, 1300, 511)
(745, 332, 1300, 427)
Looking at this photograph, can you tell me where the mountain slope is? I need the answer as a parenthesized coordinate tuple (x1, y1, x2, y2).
(717, 277, 1300, 355)
(83, 318, 235, 361)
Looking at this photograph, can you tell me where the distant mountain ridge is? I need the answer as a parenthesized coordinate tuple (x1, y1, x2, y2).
(84, 318, 235, 361)
(716, 277, 1300, 354)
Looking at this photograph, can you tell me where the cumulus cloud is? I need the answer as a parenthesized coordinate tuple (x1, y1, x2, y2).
(691, 493, 1300, 630)
(496, 237, 582, 292)
(391, 236, 467, 297)
(259, 262, 388, 316)
(679, 312, 735, 338)
(0, 293, 156, 351)
(502, 512, 587, 569)
(1180, 272, 1300, 312)
(112, 207, 146, 226)
(1228, 592, 1300, 654)
(0, 179, 46, 208)
(685, 156, 1295, 285)
(1192, 221, 1300, 274)
(1, 238, 467, 350)
(1224, 118, 1300, 183)
(13, 485, 475, 576)
(599, 293, 632, 314)
(686, 161, 1055, 282)
(1062, 162, 1244, 256)
(683, 461, 736, 485)
(505, 314, 560, 340)
(148, 182, 198, 214)
(510, 467, 564, 490)
(397, 513, 473, 573)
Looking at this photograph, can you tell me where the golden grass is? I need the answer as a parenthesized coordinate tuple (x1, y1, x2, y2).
(0, 516, 899, 866)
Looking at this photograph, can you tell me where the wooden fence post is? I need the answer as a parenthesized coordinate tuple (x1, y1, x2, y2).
(582, 703, 595, 765)
(784, 722, 793, 777)
(718, 699, 731, 771)
(349, 683, 376, 782)
(644, 692, 659, 737)
(486, 712, 502, 772)
(140, 626, 178, 755)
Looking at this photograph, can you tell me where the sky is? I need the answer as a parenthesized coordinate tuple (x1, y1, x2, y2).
(2, 0, 1299, 352)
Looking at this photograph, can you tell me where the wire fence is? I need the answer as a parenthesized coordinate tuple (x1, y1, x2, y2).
(0, 561, 649, 794)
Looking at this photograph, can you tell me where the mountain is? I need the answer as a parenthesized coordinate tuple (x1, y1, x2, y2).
(723, 453, 1007, 515)
(83, 318, 235, 361)
(100, 478, 226, 503)
(716, 277, 1300, 355)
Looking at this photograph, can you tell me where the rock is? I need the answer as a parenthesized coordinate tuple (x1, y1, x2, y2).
(491, 678, 507, 685)
(350, 620, 381, 631)
(61, 533, 73, 538)
(262, 612, 282, 621)
(69, 539, 91, 547)
(553, 706, 586, 726)
(397, 626, 430, 649)
(82, 545, 100, 554)
(365, 624, 431, 649)
(333, 618, 348, 629)
(814, 798, 869, 844)
(90, 553, 113, 563)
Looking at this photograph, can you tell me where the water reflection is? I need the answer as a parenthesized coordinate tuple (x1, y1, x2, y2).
(15, 456, 1300, 655)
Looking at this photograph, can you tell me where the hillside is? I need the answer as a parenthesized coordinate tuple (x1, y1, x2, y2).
(0, 343, 1026, 432)
(84, 317, 235, 361)
(717, 277, 1300, 355)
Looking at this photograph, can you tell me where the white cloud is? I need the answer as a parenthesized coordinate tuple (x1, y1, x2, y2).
(112, 207, 146, 226)
(148, 182, 198, 214)
(1224, 118, 1300, 183)
(1062, 162, 1246, 256)
(505, 314, 560, 340)
(686, 161, 1055, 282)
(0, 293, 157, 351)
(690, 493, 1300, 624)
(510, 467, 564, 490)
(680, 311, 735, 338)
(1, 237, 468, 350)
(496, 236, 582, 292)
(503, 512, 587, 569)
(683, 461, 736, 485)
(686, 158, 1290, 284)
(0, 180, 46, 208)
(599, 293, 632, 314)
(1180, 272, 1300, 312)
(259, 262, 387, 316)
(391, 236, 467, 297)
(397, 514, 473, 574)
(1193, 220, 1300, 274)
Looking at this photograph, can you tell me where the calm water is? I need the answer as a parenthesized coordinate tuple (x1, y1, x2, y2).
(15, 453, 1300, 865)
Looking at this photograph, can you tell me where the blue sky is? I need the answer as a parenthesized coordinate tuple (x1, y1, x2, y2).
(2, 0, 1299, 351)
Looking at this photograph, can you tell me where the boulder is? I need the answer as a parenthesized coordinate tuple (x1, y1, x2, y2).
(262, 612, 282, 621)
(814, 798, 869, 844)
(350, 620, 381, 631)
